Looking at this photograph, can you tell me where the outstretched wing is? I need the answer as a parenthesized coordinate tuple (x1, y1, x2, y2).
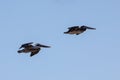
(68, 26, 79, 29)
(19, 42, 33, 49)
(68, 26, 79, 32)
(30, 48, 40, 57)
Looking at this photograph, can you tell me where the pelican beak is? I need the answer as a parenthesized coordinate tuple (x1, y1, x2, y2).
(86, 27, 96, 30)
(41, 45, 51, 48)
(39, 44, 51, 48)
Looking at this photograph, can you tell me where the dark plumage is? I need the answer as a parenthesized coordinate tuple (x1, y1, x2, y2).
(18, 42, 50, 57)
(19, 42, 33, 49)
(64, 25, 96, 35)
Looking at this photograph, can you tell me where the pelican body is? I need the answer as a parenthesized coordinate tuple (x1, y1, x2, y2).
(18, 42, 50, 57)
(64, 25, 96, 35)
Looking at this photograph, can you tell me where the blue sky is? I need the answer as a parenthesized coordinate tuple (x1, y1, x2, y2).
(0, 0, 120, 80)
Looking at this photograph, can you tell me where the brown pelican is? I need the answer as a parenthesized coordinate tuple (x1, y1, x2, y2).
(18, 42, 50, 57)
(64, 25, 96, 35)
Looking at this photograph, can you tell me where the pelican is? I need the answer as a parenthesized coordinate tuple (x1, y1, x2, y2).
(64, 25, 96, 35)
(18, 42, 50, 57)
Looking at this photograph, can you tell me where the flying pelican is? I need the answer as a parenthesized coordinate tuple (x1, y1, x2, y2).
(18, 42, 50, 57)
(64, 25, 96, 35)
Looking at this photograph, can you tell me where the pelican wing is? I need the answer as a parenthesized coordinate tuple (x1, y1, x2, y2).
(30, 48, 40, 57)
(19, 42, 33, 49)
(68, 26, 79, 30)
(68, 26, 79, 29)
(67, 26, 79, 32)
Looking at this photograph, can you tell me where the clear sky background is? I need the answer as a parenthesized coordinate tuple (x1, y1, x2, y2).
(0, 0, 120, 80)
